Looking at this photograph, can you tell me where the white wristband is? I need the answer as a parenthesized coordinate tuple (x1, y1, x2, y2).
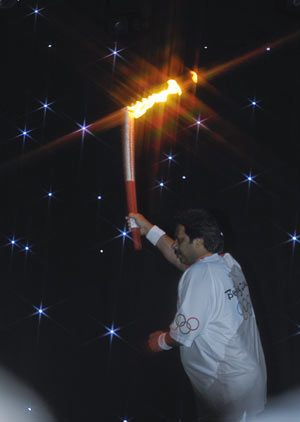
(158, 333, 173, 351)
(146, 225, 166, 246)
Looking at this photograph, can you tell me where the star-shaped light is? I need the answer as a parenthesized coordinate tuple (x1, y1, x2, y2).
(84, 317, 123, 347)
(75, 120, 93, 140)
(104, 323, 122, 342)
(17, 127, 34, 141)
(32, 302, 49, 324)
(37, 98, 55, 113)
(242, 171, 259, 186)
(23, 243, 31, 253)
(115, 227, 130, 240)
(188, 114, 209, 130)
(247, 97, 262, 109)
(104, 43, 127, 61)
(288, 231, 300, 245)
(160, 152, 179, 165)
(7, 236, 20, 248)
(28, 4, 45, 17)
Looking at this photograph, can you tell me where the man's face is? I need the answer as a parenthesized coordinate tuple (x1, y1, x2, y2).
(172, 224, 200, 266)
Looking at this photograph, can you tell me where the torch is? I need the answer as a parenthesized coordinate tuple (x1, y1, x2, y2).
(123, 79, 183, 250)
(123, 107, 142, 250)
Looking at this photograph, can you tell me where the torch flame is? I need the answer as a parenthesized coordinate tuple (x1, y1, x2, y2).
(190, 71, 198, 83)
(128, 79, 182, 119)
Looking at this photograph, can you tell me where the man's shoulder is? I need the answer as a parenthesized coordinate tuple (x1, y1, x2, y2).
(182, 260, 211, 285)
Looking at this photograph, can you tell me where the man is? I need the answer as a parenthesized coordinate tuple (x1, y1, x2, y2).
(129, 209, 267, 422)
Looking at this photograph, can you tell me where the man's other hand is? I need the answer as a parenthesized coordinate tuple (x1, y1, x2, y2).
(148, 330, 164, 353)
(126, 213, 153, 236)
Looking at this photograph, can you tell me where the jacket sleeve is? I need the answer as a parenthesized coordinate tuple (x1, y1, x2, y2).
(169, 263, 215, 347)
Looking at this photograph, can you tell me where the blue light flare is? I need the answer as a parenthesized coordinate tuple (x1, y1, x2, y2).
(242, 171, 259, 186)
(103, 322, 122, 343)
(186, 114, 209, 130)
(248, 97, 262, 109)
(288, 232, 300, 245)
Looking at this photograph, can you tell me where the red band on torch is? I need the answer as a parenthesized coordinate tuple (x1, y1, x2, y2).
(123, 108, 142, 250)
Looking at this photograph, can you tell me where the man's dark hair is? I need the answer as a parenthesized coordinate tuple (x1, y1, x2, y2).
(174, 209, 224, 253)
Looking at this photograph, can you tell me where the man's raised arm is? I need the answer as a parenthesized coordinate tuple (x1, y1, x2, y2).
(128, 213, 186, 272)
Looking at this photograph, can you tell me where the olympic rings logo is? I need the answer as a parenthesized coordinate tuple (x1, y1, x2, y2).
(172, 313, 200, 335)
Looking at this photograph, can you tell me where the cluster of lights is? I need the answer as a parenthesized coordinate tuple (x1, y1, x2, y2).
(8, 237, 31, 252)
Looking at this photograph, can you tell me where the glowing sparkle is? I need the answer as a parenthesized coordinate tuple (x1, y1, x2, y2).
(182, 175, 186, 180)
(104, 323, 122, 341)
(48, 44, 52, 48)
(25, 246, 29, 251)
(48, 192, 52, 197)
(43, 103, 48, 108)
(22, 130, 28, 136)
(160, 182, 164, 187)
(100, 249, 104, 254)
(98, 195, 102, 200)
(204, 45, 208, 49)
(266, 47, 271, 51)
(168, 155, 173, 160)
(28, 407, 32, 412)
(252, 101, 256, 106)
(248, 176, 252, 181)
(11, 240, 15, 245)
(288, 232, 300, 244)
(122, 231, 127, 236)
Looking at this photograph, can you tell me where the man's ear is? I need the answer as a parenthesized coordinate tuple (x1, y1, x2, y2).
(194, 238, 204, 248)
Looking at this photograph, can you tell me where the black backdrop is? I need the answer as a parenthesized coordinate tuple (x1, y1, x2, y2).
(0, 1, 299, 421)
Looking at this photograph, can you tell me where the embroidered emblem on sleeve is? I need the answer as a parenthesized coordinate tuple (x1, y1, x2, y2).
(171, 313, 200, 335)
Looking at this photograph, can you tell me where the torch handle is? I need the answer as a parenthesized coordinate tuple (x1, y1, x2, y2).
(125, 180, 142, 250)
(123, 108, 142, 251)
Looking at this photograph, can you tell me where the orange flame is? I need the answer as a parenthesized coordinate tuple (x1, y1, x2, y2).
(128, 79, 182, 119)
(190, 71, 198, 83)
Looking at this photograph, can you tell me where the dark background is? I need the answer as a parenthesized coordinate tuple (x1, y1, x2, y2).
(0, 0, 300, 421)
